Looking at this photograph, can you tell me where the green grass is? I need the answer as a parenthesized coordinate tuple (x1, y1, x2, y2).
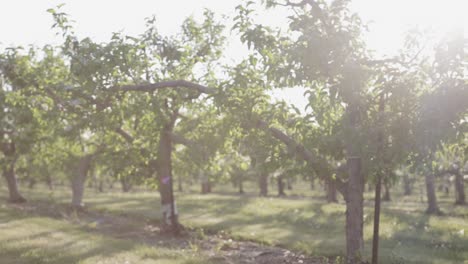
(1, 180, 468, 264)
(0, 203, 214, 264)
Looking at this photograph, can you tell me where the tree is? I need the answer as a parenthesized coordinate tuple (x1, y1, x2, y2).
(0, 46, 56, 203)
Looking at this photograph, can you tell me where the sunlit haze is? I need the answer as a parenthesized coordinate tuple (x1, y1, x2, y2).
(1, 0, 466, 110)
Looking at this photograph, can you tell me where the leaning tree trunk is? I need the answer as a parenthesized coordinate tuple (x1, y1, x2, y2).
(156, 124, 179, 232)
(3, 158, 27, 203)
(259, 172, 268, 196)
(454, 171, 466, 205)
(326, 178, 338, 203)
(71, 154, 93, 208)
(277, 175, 286, 197)
(346, 156, 364, 264)
(425, 173, 440, 214)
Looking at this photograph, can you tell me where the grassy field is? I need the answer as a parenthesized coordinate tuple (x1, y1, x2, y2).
(1, 181, 467, 264)
(0, 203, 214, 264)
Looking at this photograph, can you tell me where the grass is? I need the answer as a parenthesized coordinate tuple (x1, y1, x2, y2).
(1, 180, 468, 264)
(0, 202, 214, 264)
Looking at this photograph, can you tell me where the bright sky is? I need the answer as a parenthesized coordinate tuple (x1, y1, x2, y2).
(0, 0, 466, 111)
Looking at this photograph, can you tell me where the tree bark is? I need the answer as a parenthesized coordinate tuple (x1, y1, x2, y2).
(277, 175, 286, 196)
(3, 158, 27, 203)
(382, 182, 391, 201)
(310, 177, 315, 190)
(346, 156, 364, 263)
(403, 174, 412, 195)
(425, 173, 440, 214)
(98, 180, 104, 192)
(46, 174, 54, 190)
(371, 175, 382, 264)
(259, 172, 268, 196)
(454, 171, 466, 205)
(156, 122, 179, 232)
(287, 177, 293, 190)
(28, 177, 36, 189)
(71, 154, 93, 208)
(178, 174, 183, 192)
(326, 178, 338, 203)
(200, 172, 211, 194)
(120, 177, 132, 192)
(238, 173, 244, 194)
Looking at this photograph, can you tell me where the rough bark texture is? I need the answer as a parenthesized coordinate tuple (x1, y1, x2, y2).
(259, 173, 268, 196)
(346, 157, 364, 263)
(454, 172, 466, 205)
(425, 173, 440, 214)
(71, 155, 93, 208)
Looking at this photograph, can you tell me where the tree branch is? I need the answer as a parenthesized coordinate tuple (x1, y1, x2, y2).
(115, 127, 134, 144)
(255, 119, 348, 197)
(115, 80, 217, 94)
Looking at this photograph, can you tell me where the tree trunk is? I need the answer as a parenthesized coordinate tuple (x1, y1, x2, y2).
(346, 156, 364, 263)
(28, 177, 36, 189)
(259, 173, 268, 196)
(3, 158, 27, 203)
(121, 178, 132, 192)
(200, 173, 211, 194)
(403, 174, 412, 195)
(425, 173, 440, 214)
(454, 172, 466, 205)
(238, 173, 244, 194)
(277, 175, 286, 197)
(326, 178, 338, 203)
(286, 177, 293, 190)
(98, 180, 104, 192)
(156, 123, 179, 232)
(46, 174, 54, 190)
(178, 174, 183, 192)
(382, 182, 391, 201)
(371, 175, 382, 264)
(71, 155, 93, 208)
(310, 177, 315, 190)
